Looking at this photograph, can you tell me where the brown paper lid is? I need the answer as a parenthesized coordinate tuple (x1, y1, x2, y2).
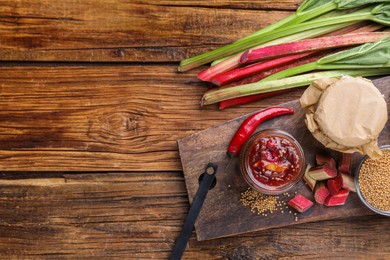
(300, 76, 388, 158)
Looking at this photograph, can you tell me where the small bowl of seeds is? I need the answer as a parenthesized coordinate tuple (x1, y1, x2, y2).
(355, 145, 390, 216)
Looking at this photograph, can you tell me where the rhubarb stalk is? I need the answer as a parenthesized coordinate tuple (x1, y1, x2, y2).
(262, 36, 390, 81)
(197, 23, 352, 82)
(216, 52, 327, 109)
(240, 32, 390, 64)
(211, 52, 317, 86)
(201, 68, 390, 105)
(216, 25, 386, 108)
(210, 21, 383, 66)
(218, 90, 291, 110)
(179, 0, 390, 71)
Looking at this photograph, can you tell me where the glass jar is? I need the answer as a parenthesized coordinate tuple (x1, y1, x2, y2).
(240, 129, 306, 195)
(355, 145, 390, 216)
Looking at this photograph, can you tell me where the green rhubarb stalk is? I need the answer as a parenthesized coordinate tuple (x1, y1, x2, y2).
(179, 1, 390, 72)
(285, 0, 390, 26)
(185, 0, 335, 71)
(209, 20, 379, 66)
(263, 36, 390, 81)
(198, 22, 355, 81)
(200, 7, 370, 80)
(202, 36, 390, 105)
(199, 4, 390, 80)
(241, 0, 334, 40)
(201, 68, 390, 105)
(241, 32, 390, 64)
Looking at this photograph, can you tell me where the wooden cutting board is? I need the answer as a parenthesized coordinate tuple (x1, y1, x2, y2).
(178, 76, 390, 241)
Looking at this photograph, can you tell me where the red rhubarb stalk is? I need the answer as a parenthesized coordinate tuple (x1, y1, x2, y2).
(211, 52, 316, 87)
(219, 90, 290, 110)
(216, 51, 332, 109)
(240, 32, 390, 65)
(197, 30, 331, 82)
(213, 25, 384, 108)
(199, 22, 382, 82)
(198, 54, 241, 82)
(212, 23, 383, 86)
(318, 21, 384, 36)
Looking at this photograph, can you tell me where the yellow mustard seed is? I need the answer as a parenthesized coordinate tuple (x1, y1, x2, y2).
(240, 188, 280, 215)
(359, 150, 390, 212)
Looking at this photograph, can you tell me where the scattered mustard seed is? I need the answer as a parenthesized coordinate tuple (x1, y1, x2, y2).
(241, 188, 279, 215)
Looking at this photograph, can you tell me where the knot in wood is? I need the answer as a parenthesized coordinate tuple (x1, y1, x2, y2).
(113, 49, 125, 58)
(99, 112, 139, 140)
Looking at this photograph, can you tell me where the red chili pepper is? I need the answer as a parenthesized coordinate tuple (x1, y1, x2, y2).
(227, 106, 294, 158)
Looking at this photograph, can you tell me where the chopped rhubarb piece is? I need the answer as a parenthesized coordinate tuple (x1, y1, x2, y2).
(340, 173, 356, 192)
(338, 153, 352, 174)
(324, 189, 350, 206)
(315, 153, 336, 168)
(288, 194, 314, 213)
(308, 165, 337, 181)
(314, 182, 330, 204)
(303, 164, 316, 191)
(327, 174, 343, 195)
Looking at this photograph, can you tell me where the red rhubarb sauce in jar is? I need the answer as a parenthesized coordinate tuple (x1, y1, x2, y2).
(240, 129, 305, 195)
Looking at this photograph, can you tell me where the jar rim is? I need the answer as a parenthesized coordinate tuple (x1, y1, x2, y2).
(239, 129, 306, 195)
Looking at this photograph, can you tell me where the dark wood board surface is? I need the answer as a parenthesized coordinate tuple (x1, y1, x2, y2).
(178, 77, 390, 241)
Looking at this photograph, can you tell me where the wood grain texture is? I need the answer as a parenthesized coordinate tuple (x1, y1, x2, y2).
(0, 0, 389, 258)
(0, 0, 299, 62)
(178, 79, 389, 241)
(0, 171, 388, 259)
(0, 64, 303, 171)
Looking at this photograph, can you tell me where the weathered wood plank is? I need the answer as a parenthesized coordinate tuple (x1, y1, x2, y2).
(0, 0, 299, 62)
(0, 172, 388, 258)
(135, 0, 301, 9)
(1, 1, 388, 259)
(0, 65, 302, 171)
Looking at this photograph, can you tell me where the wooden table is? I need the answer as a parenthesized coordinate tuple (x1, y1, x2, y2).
(0, 1, 388, 258)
